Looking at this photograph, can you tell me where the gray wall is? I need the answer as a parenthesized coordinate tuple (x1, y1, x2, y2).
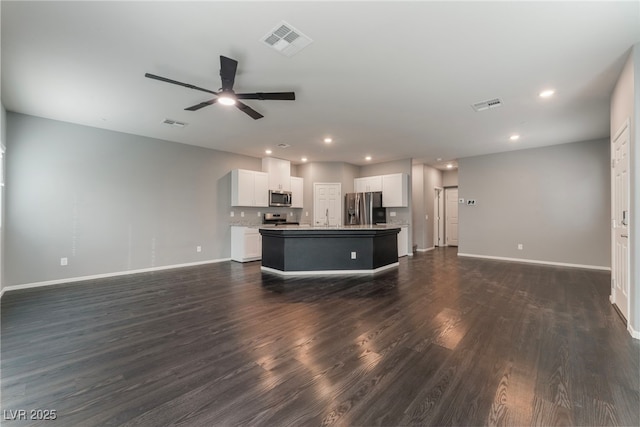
(442, 169, 458, 187)
(611, 43, 639, 334)
(423, 165, 443, 249)
(458, 139, 610, 268)
(4, 113, 298, 286)
(411, 164, 425, 249)
(1, 104, 5, 291)
(411, 164, 443, 250)
(297, 161, 359, 224)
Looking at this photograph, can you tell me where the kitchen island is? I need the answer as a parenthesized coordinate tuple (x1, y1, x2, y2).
(259, 225, 400, 275)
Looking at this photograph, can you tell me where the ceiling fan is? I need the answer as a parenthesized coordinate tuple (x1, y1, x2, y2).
(145, 55, 295, 120)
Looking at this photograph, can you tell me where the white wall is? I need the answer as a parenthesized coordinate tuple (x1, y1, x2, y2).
(458, 139, 611, 269)
(610, 44, 639, 335)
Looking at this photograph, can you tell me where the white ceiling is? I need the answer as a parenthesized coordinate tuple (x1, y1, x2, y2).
(2, 1, 639, 168)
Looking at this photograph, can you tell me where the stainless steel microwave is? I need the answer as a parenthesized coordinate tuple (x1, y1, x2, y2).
(269, 190, 292, 207)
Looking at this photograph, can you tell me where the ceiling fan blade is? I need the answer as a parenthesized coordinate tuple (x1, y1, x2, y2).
(235, 101, 264, 120)
(219, 56, 238, 91)
(236, 92, 296, 101)
(184, 99, 217, 111)
(145, 73, 218, 95)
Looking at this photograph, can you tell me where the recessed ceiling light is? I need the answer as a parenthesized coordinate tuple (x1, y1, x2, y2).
(365, 156, 372, 161)
(510, 134, 520, 141)
(539, 89, 555, 98)
(446, 163, 453, 169)
(265, 149, 272, 155)
(301, 157, 308, 162)
(324, 137, 333, 143)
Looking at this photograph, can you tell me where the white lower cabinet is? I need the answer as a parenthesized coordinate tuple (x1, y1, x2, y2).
(398, 225, 409, 257)
(231, 226, 262, 262)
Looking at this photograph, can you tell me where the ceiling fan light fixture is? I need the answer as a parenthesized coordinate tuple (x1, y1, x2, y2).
(218, 94, 236, 106)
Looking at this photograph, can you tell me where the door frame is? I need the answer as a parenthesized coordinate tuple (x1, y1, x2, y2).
(434, 187, 444, 247)
(444, 186, 459, 247)
(313, 182, 342, 226)
(611, 118, 631, 325)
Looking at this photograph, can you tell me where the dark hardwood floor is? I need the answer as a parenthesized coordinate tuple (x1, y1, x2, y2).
(1, 248, 638, 426)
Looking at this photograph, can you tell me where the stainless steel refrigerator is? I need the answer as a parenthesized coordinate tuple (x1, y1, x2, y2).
(344, 192, 386, 225)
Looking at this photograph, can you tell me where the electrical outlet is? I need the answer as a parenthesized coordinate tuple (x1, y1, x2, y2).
(351, 251, 357, 259)
(459, 198, 465, 204)
(305, 212, 309, 216)
(425, 214, 429, 220)
(257, 212, 261, 217)
(467, 199, 477, 206)
(517, 243, 523, 250)
(230, 211, 235, 217)
(196, 246, 202, 253)
(390, 211, 397, 217)
(60, 257, 68, 266)
(290, 212, 293, 216)
(240, 211, 245, 217)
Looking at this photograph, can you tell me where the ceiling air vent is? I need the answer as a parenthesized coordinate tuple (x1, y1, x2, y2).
(471, 98, 503, 112)
(162, 119, 187, 128)
(277, 143, 291, 149)
(261, 21, 313, 57)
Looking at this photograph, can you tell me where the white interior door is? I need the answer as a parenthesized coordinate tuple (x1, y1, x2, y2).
(445, 187, 459, 246)
(434, 187, 444, 247)
(314, 183, 342, 226)
(612, 121, 630, 322)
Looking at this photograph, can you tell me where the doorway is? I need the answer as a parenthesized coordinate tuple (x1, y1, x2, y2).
(611, 120, 630, 322)
(313, 183, 342, 226)
(445, 187, 459, 246)
(434, 187, 444, 247)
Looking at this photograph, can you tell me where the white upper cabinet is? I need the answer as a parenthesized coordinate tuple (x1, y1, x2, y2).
(231, 169, 269, 207)
(382, 173, 409, 207)
(290, 176, 304, 208)
(262, 157, 291, 191)
(354, 175, 383, 193)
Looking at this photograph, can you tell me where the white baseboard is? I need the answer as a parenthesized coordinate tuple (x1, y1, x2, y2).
(0, 258, 231, 298)
(628, 324, 640, 340)
(261, 262, 399, 276)
(416, 247, 435, 253)
(457, 252, 611, 271)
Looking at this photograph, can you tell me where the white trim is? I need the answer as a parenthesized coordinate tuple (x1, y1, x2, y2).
(0, 258, 231, 297)
(261, 262, 399, 276)
(628, 324, 640, 340)
(457, 252, 610, 271)
(613, 118, 630, 142)
(416, 247, 436, 253)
